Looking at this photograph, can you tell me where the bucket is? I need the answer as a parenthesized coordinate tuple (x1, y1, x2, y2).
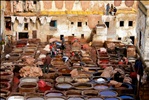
(44, 90, 64, 97)
(19, 82, 38, 93)
(7, 93, 25, 100)
(0, 97, 6, 100)
(0, 71, 13, 79)
(45, 96, 66, 100)
(25, 93, 44, 100)
(65, 90, 82, 96)
(119, 94, 135, 100)
(82, 90, 98, 96)
(99, 90, 118, 98)
(93, 84, 109, 90)
(26, 96, 45, 100)
(67, 96, 85, 100)
(55, 82, 73, 90)
(0, 82, 11, 90)
(20, 77, 39, 83)
(104, 97, 121, 100)
(0, 89, 10, 97)
(86, 97, 103, 100)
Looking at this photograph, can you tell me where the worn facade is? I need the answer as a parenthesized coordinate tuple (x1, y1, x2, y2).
(2, 0, 149, 66)
(2, 0, 138, 43)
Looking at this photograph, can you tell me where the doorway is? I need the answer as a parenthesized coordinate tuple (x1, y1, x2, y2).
(130, 36, 135, 44)
(139, 31, 142, 48)
(81, 34, 84, 39)
(60, 35, 64, 40)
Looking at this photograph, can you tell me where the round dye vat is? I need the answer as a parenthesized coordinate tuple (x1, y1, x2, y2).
(87, 97, 103, 100)
(94, 85, 109, 90)
(26, 97, 44, 100)
(7, 96, 25, 100)
(0, 97, 6, 100)
(99, 90, 118, 97)
(119, 95, 134, 100)
(56, 83, 72, 90)
(46, 92, 63, 97)
(68, 97, 84, 100)
(46, 97, 65, 100)
(104, 97, 120, 100)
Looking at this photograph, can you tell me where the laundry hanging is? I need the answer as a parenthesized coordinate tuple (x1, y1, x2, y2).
(39, 16, 45, 25)
(46, 16, 52, 23)
(30, 16, 37, 23)
(17, 16, 24, 24)
(11, 16, 16, 23)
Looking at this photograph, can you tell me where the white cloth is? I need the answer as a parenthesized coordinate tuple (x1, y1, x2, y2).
(39, 16, 45, 24)
(5, 54, 10, 58)
(30, 17, 37, 23)
(46, 16, 52, 23)
(11, 16, 16, 23)
(17, 16, 24, 24)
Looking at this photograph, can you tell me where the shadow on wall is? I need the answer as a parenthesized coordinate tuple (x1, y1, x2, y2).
(86, 28, 96, 43)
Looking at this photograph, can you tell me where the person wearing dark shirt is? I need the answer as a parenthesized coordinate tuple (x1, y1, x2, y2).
(113, 7, 117, 15)
(12, 65, 21, 92)
(43, 53, 51, 73)
(134, 58, 144, 76)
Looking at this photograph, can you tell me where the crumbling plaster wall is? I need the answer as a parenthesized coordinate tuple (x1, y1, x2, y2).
(37, 15, 91, 42)
(40, 1, 138, 12)
(1, 1, 5, 35)
(116, 14, 137, 41)
(136, 8, 146, 58)
(144, 10, 149, 66)
(12, 18, 37, 40)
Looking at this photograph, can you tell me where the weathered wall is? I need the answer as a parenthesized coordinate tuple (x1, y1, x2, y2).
(116, 14, 137, 40)
(1, 1, 5, 35)
(3, 0, 139, 43)
(136, 8, 146, 57)
(144, 10, 149, 66)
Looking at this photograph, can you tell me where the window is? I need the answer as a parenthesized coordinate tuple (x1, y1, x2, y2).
(128, 21, 133, 26)
(81, 34, 84, 39)
(120, 21, 124, 27)
(98, 21, 100, 24)
(24, 23, 28, 30)
(33, 0, 37, 4)
(78, 22, 82, 27)
(86, 22, 87, 25)
(105, 22, 109, 28)
(50, 20, 57, 27)
(118, 37, 121, 40)
(71, 22, 74, 25)
(5, 21, 11, 30)
(5, 17, 11, 30)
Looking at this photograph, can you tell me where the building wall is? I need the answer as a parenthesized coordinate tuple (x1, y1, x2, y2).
(1, 1, 5, 36)
(3, 0, 138, 42)
(136, 8, 146, 58)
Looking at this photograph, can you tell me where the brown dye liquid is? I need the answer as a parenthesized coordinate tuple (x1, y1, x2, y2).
(0, 84, 8, 88)
(21, 85, 36, 88)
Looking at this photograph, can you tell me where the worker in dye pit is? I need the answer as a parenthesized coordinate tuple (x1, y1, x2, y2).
(62, 53, 69, 63)
(43, 53, 52, 73)
(49, 43, 56, 58)
(12, 65, 21, 92)
(54, 41, 61, 48)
